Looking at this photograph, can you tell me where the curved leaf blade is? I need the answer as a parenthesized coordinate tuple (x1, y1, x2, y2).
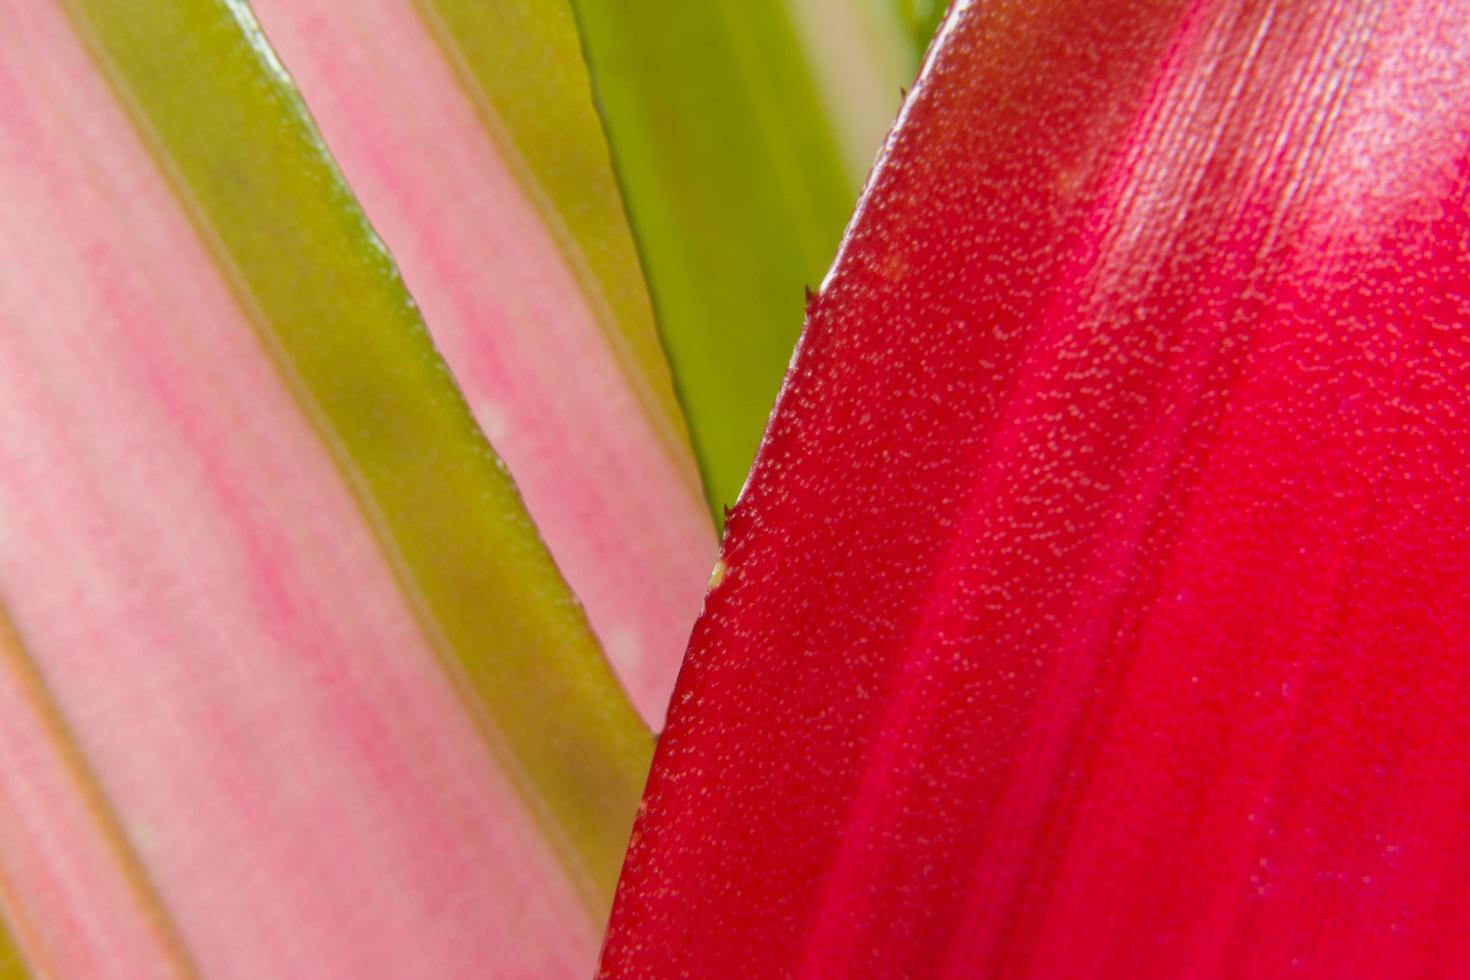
(602, 1, 1470, 975)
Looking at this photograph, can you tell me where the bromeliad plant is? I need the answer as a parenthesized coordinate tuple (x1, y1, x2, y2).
(1, 0, 1468, 977)
(0, 0, 906, 974)
(607, 1, 1470, 977)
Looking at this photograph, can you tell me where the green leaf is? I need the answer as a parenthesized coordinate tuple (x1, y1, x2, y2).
(893, 0, 947, 55)
(569, 0, 898, 516)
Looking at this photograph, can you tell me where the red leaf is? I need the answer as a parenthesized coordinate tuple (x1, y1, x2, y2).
(601, 1, 1470, 976)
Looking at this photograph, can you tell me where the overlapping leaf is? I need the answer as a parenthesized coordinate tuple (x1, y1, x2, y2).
(571, 0, 915, 514)
(247, 0, 715, 724)
(0, 1, 648, 973)
(601, 1, 1470, 975)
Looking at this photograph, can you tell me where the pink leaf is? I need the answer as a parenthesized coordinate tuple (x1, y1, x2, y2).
(249, 0, 716, 725)
(0, 2, 648, 974)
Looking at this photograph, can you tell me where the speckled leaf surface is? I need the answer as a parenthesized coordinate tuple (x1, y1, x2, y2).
(0, 1, 648, 974)
(601, 1, 1470, 976)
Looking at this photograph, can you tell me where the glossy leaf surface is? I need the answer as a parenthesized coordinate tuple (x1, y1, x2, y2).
(602, 1, 1470, 976)
(249, 0, 715, 725)
(0, 1, 647, 974)
(570, 0, 880, 514)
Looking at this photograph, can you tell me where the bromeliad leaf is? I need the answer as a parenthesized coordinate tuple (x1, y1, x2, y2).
(249, 0, 720, 725)
(570, 0, 915, 516)
(0, 0, 647, 974)
(601, 1, 1470, 976)
(246, 0, 718, 725)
